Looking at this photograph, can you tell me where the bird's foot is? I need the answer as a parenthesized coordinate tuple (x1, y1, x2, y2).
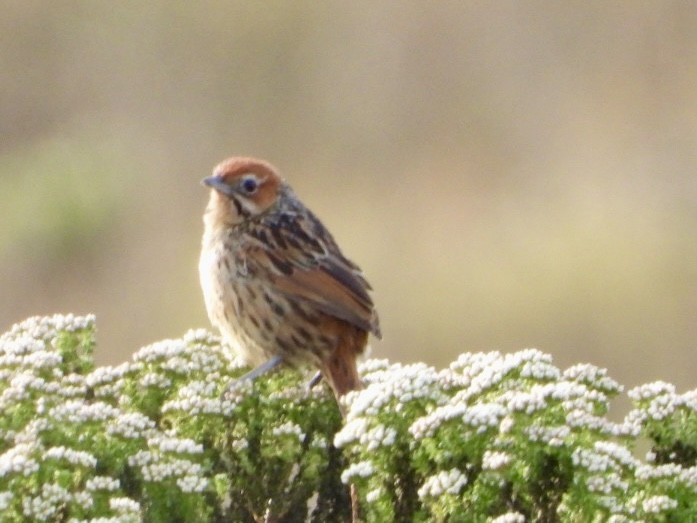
(220, 355, 284, 399)
(305, 371, 323, 392)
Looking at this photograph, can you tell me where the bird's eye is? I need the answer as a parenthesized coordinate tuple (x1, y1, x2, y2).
(240, 176, 258, 194)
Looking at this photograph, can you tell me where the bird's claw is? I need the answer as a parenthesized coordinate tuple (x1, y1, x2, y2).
(220, 355, 285, 399)
(305, 371, 323, 392)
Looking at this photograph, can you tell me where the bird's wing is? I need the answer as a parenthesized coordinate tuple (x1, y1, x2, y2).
(245, 212, 381, 338)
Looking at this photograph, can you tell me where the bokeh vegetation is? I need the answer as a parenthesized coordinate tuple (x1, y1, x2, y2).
(2, 3, 697, 398)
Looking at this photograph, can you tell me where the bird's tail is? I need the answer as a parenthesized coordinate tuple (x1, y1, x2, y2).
(318, 328, 368, 523)
(319, 329, 366, 404)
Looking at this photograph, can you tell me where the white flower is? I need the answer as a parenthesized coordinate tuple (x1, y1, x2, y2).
(107, 412, 157, 439)
(593, 441, 637, 469)
(364, 425, 397, 451)
(499, 416, 514, 434)
(679, 465, 697, 487)
(619, 410, 645, 437)
(230, 439, 248, 452)
(520, 360, 560, 381)
(345, 362, 441, 419)
(482, 450, 511, 471)
(177, 475, 209, 493)
(645, 395, 676, 420)
(85, 476, 120, 491)
(642, 495, 677, 513)
(163, 383, 238, 416)
(0, 491, 12, 510)
(85, 363, 131, 388)
(133, 339, 188, 363)
(500, 390, 545, 414)
(635, 463, 681, 481)
(365, 488, 382, 503)
(680, 389, 697, 411)
(447, 349, 553, 400)
(109, 496, 141, 514)
(139, 372, 172, 389)
(50, 400, 120, 424)
(127, 450, 153, 467)
(525, 425, 570, 447)
(0, 443, 40, 477)
(21, 482, 72, 520)
(585, 473, 627, 495)
(340, 461, 375, 483)
(73, 491, 93, 510)
(563, 364, 621, 394)
(418, 468, 467, 498)
(23, 350, 63, 370)
(1, 314, 94, 344)
(573, 448, 611, 473)
(410, 402, 507, 440)
(44, 446, 97, 468)
(565, 411, 619, 435)
(627, 382, 675, 401)
(148, 436, 203, 455)
(334, 417, 369, 448)
(271, 422, 305, 441)
(490, 512, 526, 523)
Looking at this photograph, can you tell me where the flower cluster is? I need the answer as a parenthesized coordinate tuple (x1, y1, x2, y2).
(0, 316, 230, 521)
(337, 347, 697, 521)
(2, 314, 697, 521)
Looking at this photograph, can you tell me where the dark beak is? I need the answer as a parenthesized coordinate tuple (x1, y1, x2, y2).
(202, 175, 219, 188)
(202, 176, 234, 196)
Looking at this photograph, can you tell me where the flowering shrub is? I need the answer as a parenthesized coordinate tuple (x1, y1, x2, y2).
(0, 314, 696, 521)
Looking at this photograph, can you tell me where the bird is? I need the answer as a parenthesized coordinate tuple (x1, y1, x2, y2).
(199, 156, 381, 402)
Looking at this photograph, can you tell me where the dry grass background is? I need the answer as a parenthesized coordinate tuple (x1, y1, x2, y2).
(2, 2, 697, 402)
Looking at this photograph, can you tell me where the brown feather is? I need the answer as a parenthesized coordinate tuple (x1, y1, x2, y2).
(317, 324, 366, 399)
(273, 266, 380, 338)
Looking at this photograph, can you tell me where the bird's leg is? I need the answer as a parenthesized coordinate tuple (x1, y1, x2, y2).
(222, 355, 284, 397)
(305, 370, 323, 391)
(239, 355, 285, 381)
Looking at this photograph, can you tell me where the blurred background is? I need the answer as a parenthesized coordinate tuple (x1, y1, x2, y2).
(2, 2, 697, 400)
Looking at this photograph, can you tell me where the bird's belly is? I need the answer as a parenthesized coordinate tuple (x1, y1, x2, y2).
(199, 245, 330, 367)
(199, 246, 265, 366)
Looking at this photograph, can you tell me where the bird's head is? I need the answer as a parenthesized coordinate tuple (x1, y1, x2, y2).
(202, 157, 282, 225)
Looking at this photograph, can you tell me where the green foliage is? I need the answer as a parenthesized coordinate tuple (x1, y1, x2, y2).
(0, 315, 696, 522)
